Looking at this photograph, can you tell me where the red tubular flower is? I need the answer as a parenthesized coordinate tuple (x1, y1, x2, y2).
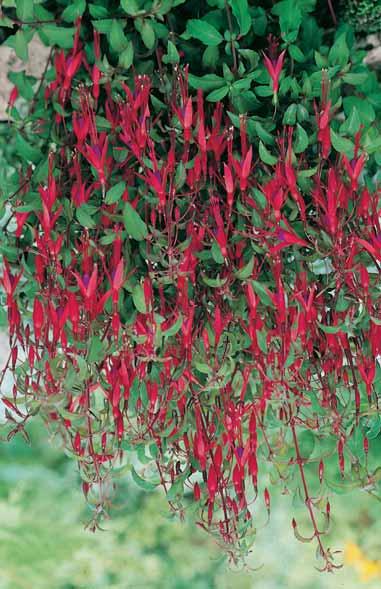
(319, 460, 324, 484)
(15, 212, 30, 238)
(79, 133, 109, 186)
(33, 298, 44, 341)
(8, 86, 18, 110)
(263, 49, 286, 99)
(112, 257, 124, 304)
(342, 153, 367, 191)
(72, 112, 90, 144)
(264, 487, 270, 512)
(207, 464, 218, 499)
(183, 97, 193, 142)
(223, 163, 234, 210)
(92, 65, 101, 101)
(193, 482, 201, 501)
(315, 72, 331, 159)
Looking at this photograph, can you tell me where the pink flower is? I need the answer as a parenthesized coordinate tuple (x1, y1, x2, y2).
(263, 49, 286, 96)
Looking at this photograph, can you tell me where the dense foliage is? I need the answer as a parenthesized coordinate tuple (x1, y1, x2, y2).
(342, 0, 381, 33)
(0, 0, 381, 571)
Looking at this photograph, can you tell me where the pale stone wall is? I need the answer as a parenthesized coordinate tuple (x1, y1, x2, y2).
(0, 35, 51, 119)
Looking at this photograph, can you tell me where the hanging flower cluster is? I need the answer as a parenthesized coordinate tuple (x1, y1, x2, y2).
(1, 31, 381, 570)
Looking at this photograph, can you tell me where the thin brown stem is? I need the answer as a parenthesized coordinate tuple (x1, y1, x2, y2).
(290, 417, 333, 571)
(224, 1, 238, 74)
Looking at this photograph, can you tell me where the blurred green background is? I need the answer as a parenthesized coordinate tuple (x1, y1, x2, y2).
(0, 398, 381, 589)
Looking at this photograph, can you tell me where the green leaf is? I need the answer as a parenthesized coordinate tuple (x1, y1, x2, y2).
(259, 141, 277, 165)
(211, 240, 225, 263)
(163, 315, 183, 337)
(229, 0, 251, 36)
(40, 25, 75, 49)
(328, 33, 349, 67)
(140, 20, 155, 50)
(288, 44, 305, 63)
(206, 85, 229, 101)
(254, 121, 274, 145)
(201, 274, 228, 287)
(119, 41, 134, 69)
(121, 0, 140, 15)
(340, 107, 361, 135)
(110, 19, 128, 52)
(89, 4, 109, 17)
(272, 0, 302, 41)
(251, 280, 274, 307)
(257, 329, 267, 353)
(184, 19, 223, 46)
(202, 45, 219, 69)
(235, 257, 254, 280)
(16, 0, 34, 21)
(283, 104, 297, 125)
(76, 206, 96, 228)
(92, 19, 113, 33)
(252, 6, 267, 35)
(317, 322, 347, 334)
(188, 73, 225, 91)
(175, 162, 186, 189)
(330, 129, 354, 159)
(0, 15, 14, 28)
(14, 30, 28, 61)
(75, 355, 89, 381)
(343, 96, 375, 125)
(365, 415, 381, 440)
(166, 477, 184, 501)
(16, 133, 41, 164)
(342, 72, 368, 86)
(335, 290, 350, 312)
(163, 40, 180, 64)
(131, 466, 158, 491)
(238, 49, 259, 70)
(294, 124, 309, 154)
(298, 431, 315, 459)
(132, 284, 147, 314)
(123, 202, 148, 241)
(87, 336, 105, 363)
(105, 181, 126, 205)
(62, 0, 86, 22)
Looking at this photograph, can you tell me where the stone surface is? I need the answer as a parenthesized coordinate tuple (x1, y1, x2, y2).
(0, 35, 51, 119)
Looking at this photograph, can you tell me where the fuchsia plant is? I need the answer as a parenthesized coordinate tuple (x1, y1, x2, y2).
(1, 21, 381, 571)
(262, 35, 286, 104)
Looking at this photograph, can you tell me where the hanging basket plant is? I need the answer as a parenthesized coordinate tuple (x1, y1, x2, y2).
(1, 1, 381, 571)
